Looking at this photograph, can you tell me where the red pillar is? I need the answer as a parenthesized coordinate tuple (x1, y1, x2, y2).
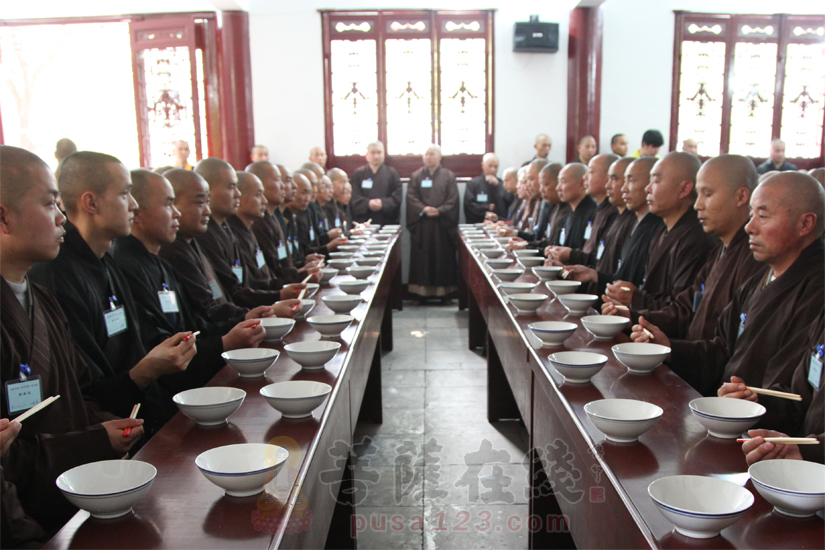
(566, 7, 603, 163)
(216, 11, 254, 169)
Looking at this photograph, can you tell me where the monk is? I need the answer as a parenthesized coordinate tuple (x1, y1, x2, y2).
(315, 174, 340, 240)
(407, 145, 459, 301)
(522, 133, 552, 166)
(632, 173, 825, 409)
(547, 154, 620, 265)
(28, 151, 202, 436)
(328, 168, 358, 235)
(549, 163, 597, 251)
(288, 173, 346, 259)
(563, 157, 663, 295)
(309, 146, 328, 168)
(604, 152, 717, 310)
(350, 141, 403, 225)
(499, 159, 547, 236)
(610, 134, 628, 157)
(463, 153, 505, 224)
(173, 140, 193, 170)
(605, 154, 762, 341)
(575, 135, 597, 165)
(1, 146, 144, 539)
(194, 158, 305, 307)
(250, 145, 269, 163)
(507, 163, 563, 249)
(592, 158, 637, 274)
(495, 167, 520, 223)
(113, 170, 267, 389)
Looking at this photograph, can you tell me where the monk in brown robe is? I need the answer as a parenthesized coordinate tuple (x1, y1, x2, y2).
(591, 158, 636, 273)
(499, 159, 549, 238)
(507, 163, 563, 249)
(604, 152, 717, 310)
(604, 154, 762, 340)
(349, 141, 403, 226)
(407, 145, 459, 300)
(1, 146, 143, 539)
(633, 172, 825, 402)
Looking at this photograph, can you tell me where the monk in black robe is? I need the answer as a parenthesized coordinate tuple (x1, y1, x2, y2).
(503, 161, 558, 246)
(29, 152, 198, 435)
(464, 153, 506, 224)
(1, 146, 143, 538)
(606, 155, 763, 340)
(552, 163, 598, 251)
(634, 172, 825, 401)
(350, 141, 403, 225)
(407, 145, 459, 298)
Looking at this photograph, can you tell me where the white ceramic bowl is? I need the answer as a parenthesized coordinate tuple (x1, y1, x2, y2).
(558, 294, 599, 316)
(648, 475, 754, 539)
(486, 259, 513, 270)
(611, 342, 671, 374)
(749, 460, 825, 517)
(508, 293, 548, 314)
(258, 318, 295, 341)
(498, 281, 538, 295)
(56, 460, 157, 519)
(328, 259, 355, 270)
(322, 294, 363, 314)
(196, 443, 289, 497)
(356, 257, 381, 267)
(328, 252, 353, 259)
(338, 279, 371, 295)
(339, 245, 361, 252)
(480, 248, 505, 259)
(365, 244, 388, 251)
(494, 237, 511, 245)
(518, 257, 545, 268)
(347, 266, 375, 280)
(474, 244, 498, 252)
(528, 321, 578, 348)
(581, 315, 630, 340)
(545, 280, 582, 295)
(362, 251, 384, 258)
(689, 397, 766, 439)
(284, 341, 341, 369)
(307, 314, 354, 338)
(319, 268, 339, 284)
(492, 268, 524, 282)
(514, 249, 540, 257)
(584, 399, 663, 443)
(222, 348, 280, 378)
(260, 381, 333, 419)
(533, 266, 563, 281)
(302, 283, 320, 299)
(294, 299, 316, 319)
(383, 225, 401, 230)
(173, 387, 246, 426)
(373, 234, 391, 241)
(548, 351, 608, 384)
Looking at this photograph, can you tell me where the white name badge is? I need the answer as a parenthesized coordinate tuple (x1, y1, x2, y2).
(232, 265, 244, 282)
(335, 217, 341, 228)
(324, 219, 330, 231)
(545, 224, 552, 238)
(209, 279, 223, 300)
(809, 353, 823, 391)
(362, 178, 374, 189)
(596, 240, 605, 260)
(584, 222, 593, 240)
(309, 227, 315, 241)
(277, 244, 287, 260)
(5, 377, 42, 414)
(104, 306, 128, 337)
(158, 290, 179, 313)
(422, 178, 433, 189)
(559, 228, 567, 246)
(256, 249, 266, 268)
(477, 192, 488, 203)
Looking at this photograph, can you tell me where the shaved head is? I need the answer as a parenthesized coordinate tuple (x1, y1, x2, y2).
(760, 171, 825, 237)
(130, 169, 168, 207)
(246, 161, 278, 182)
(301, 162, 324, 179)
(195, 157, 234, 185)
(591, 154, 620, 174)
(540, 162, 562, 182)
(699, 154, 758, 193)
(560, 162, 588, 182)
(809, 168, 825, 188)
(236, 171, 261, 194)
(165, 168, 208, 198)
(55, 138, 77, 161)
(58, 151, 125, 215)
(295, 168, 317, 185)
(1, 145, 53, 211)
(327, 168, 348, 185)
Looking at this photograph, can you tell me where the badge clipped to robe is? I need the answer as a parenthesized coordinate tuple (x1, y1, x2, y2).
(559, 228, 567, 246)
(232, 260, 244, 283)
(362, 178, 374, 190)
(596, 240, 605, 260)
(5, 364, 43, 415)
(421, 177, 433, 189)
(545, 223, 553, 239)
(809, 345, 823, 391)
(584, 221, 593, 240)
(158, 283, 180, 313)
(208, 279, 223, 300)
(335, 215, 341, 229)
(477, 192, 488, 203)
(104, 296, 128, 337)
(255, 247, 266, 268)
(277, 240, 287, 260)
(309, 225, 315, 242)
(737, 313, 747, 340)
(693, 284, 704, 313)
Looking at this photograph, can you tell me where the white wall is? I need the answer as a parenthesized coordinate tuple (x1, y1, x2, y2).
(247, 1, 577, 172)
(599, 0, 825, 155)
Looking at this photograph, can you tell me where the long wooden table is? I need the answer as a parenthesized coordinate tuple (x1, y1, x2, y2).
(46, 233, 401, 550)
(458, 231, 824, 549)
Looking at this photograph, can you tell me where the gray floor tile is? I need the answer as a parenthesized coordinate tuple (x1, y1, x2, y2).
(395, 318, 429, 330)
(426, 385, 487, 407)
(426, 349, 485, 364)
(461, 361, 486, 370)
(354, 465, 424, 507)
(352, 433, 425, 467)
(384, 354, 430, 370)
(426, 334, 469, 350)
(424, 463, 530, 506)
(424, 428, 529, 466)
(427, 404, 510, 433)
(383, 386, 425, 409)
(425, 307, 462, 319)
(426, 317, 469, 329)
(381, 370, 426, 387)
(357, 408, 425, 436)
(422, 504, 529, 550)
(353, 506, 425, 550)
(391, 338, 428, 352)
(426, 370, 487, 387)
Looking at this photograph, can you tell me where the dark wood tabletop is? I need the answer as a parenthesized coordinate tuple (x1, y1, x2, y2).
(46, 233, 401, 550)
(457, 231, 824, 550)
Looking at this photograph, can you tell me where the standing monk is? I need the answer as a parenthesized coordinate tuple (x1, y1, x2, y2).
(407, 145, 459, 302)
(350, 141, 403, 226)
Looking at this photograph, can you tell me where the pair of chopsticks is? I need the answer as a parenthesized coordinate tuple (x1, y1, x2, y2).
(746, 387, 802, 401)
(122, 403, 141, 437)
(737, 437, 818, 444)
(15, 395, 61, 423)
(183, 331, 200, 342)
(296, 272, 313, 301)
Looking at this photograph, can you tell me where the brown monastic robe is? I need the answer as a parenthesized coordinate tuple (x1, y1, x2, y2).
(635, 225, 761, 340)
(630, 208, 718, 311)
(594, 208, 636, 273)
(251, 209, 300, 283)
(529, 202, 571, 251)
(668, 239, 825, 398)
(0, 279, 118, 536)
(227, 214, 286, 291)
(568, 199, 619, 266)
(406, 165, 459, 295)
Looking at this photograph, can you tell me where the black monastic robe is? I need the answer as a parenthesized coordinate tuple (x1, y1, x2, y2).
(227, 214, 286, 291)
(251, 209, 300, 283)
(350, 163, 403, 225)
(595, 212, 664, 295)
(463, 174, 507, 224)
(557, 194, 598, 251)
(568, 199, 619, 266)
(595, 208, 636, 274)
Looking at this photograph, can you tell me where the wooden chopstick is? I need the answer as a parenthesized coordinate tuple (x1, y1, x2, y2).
(746, 387, 802, 401)
(183, 330, 200, 342)
(737, 437, 818, 444)
(296, 273, 314, 301)
(642, 328, 655, 340)
(15, 395, 60, 423)
(122, 403, 141, 437)
(614, 305, 629, 311)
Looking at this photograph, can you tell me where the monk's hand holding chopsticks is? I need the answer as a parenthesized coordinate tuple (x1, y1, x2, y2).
(281, 282, 307, 300)
(600, 297, 631, 318)
(272, 299, 302, 319)
(0, 418, 22, 457)
(223, 319, 266, 349)
(630, 317, 669, 347)
(104, 414, 144, 455)
(717, 376, 759, 402)
(605, 280, 636, 305)
(741, 429, 806, 465)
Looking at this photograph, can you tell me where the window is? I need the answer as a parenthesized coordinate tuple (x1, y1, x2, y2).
(671, 13, 825, 169)
(321, 10, 495, 178)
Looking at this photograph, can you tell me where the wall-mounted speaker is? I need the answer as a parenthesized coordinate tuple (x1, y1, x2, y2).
(514, 15, 559, 53)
